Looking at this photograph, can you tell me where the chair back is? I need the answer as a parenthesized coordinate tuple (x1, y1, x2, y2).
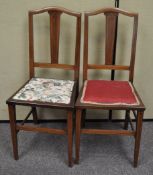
(29, 7, 81, 82)
(83, 8, 138, 83)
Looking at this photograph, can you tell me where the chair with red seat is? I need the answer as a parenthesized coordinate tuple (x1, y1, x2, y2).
(75, 8, 145, 167)
(6, 6, 81, 167)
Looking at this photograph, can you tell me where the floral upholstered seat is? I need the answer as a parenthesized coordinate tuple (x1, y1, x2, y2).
(13, 78, 74, 104)
(81, 80, 139, 106)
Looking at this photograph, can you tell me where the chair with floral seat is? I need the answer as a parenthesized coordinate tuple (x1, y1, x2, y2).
(6, 6, 81, 167)
(75, 8, 145, 167)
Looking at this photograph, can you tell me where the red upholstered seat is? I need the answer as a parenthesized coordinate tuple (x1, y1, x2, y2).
(81, 80, 139, 105)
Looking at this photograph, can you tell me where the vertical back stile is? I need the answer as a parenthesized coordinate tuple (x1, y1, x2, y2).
(129, 15, 138, 83)
(74, 16, 81, 83)
(83, 15, 89, 82)
(29, 12, 35, 78)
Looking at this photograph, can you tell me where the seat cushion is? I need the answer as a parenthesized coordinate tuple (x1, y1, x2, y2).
(81, 80, 139, 105)
(13, 78, 74, 104)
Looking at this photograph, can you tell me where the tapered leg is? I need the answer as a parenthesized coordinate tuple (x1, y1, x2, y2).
(32, 107, 38, 124)
(8, 104, 19, 160)
(67, 111, 73, 167)
(134, 111, 144, 167)
(124, 110, 130, 130)
(75, 109, 82, 164)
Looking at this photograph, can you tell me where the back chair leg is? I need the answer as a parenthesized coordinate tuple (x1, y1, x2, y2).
(8, 104, 19, 160)
(124, 110, 130, 130)
(81, 109, 86, 127)
(67, 111, 73, 167)
(32, 107, 38, 124)
(134, 111, 144, 167)
(109, 110, 112, 121)
(75, 109, 82, 164)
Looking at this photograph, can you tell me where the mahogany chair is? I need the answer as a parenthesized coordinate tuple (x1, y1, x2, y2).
(6, 7, 81, 167)
(75, 8, 145, 167)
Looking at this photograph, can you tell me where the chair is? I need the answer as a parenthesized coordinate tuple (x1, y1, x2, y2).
(75, 8, 145, 167)
(6, 6, 81, 167)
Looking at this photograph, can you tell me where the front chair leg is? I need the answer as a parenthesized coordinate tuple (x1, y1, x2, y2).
(32, 107, 38, 124)
(67, 111, 73, 167)
(8, 104, 19, 160)
(75, 109, 82, 164)
(134, 111, 144, 167)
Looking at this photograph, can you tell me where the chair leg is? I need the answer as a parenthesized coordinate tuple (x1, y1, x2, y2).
(124, 110, 130, 130)
(67, 111, 73, 167)
(75, 109, 82, 164)
(81, 109, 86, 127)
(8, 104, 19, 160)
(32, 107, 38, 124)
(134, 111, 144, 167)
(109, 110, 112, 121)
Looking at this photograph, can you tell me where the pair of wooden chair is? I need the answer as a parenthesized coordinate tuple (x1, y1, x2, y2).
(6, 7, 145, 167)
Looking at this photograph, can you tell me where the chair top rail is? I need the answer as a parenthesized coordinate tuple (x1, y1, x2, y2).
(85, 7, 138, 17)
(29, 6, 81, 17)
